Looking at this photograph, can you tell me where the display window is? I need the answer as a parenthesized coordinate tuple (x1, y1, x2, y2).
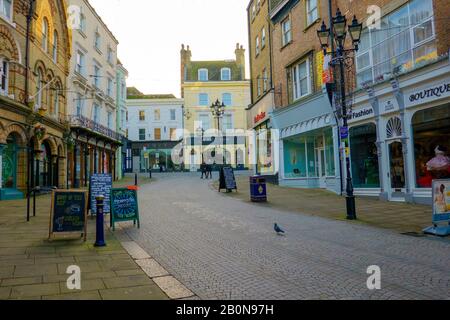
(349, 123, 380, 188)
(412, 104, 450, 188)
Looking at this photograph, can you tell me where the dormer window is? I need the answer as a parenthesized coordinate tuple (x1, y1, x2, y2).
(198, 68, 208, 81)
(221, 68, 231, 81)
(0, 0, 12, 20)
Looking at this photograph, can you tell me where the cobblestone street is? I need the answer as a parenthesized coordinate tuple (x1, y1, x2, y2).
(117, 173, 450, 300)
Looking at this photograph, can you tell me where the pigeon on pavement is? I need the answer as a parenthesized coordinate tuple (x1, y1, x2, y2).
(274, 223, 285, 235)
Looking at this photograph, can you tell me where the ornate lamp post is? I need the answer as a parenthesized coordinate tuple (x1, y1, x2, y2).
(210, 99, 226, 165)
(196, 127, 205, 163)
(317, 9, 362, 220)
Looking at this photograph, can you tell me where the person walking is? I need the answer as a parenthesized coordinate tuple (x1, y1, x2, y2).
(207, 163, 213, 179)
(201, 162, 207, 179)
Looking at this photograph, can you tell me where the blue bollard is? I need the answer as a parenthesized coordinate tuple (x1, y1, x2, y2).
(94, 196, 106, 247)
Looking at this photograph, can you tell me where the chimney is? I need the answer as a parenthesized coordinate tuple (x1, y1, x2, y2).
(180, 44, 192, 98)
(235, 43, 245, 80)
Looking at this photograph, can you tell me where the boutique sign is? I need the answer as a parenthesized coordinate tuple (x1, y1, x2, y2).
(407, 81, 450, 107)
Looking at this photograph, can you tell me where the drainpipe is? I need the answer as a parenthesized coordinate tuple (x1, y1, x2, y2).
(25, 0, 36, 106)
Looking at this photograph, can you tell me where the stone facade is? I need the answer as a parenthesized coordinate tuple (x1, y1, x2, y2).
(0, 0, 71, 199)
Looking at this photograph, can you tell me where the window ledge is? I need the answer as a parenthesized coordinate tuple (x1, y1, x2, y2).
(77, 29, 87, 39)
(280, 40, 293, 51)
(304, 18, 321, 33)
(0, 14, 16, 28)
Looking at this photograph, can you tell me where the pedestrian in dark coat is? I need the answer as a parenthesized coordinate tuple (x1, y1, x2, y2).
(201, 162, 207, 179)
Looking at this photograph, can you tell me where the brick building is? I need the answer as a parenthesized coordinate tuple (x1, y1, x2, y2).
(260, 0, 450, 204)
(0, 0, 71, 200)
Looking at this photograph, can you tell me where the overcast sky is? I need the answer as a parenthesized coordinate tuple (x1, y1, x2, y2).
(89, 0, 250, 98)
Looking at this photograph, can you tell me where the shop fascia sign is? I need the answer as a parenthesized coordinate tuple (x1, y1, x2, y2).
(254, 112, 267, 125)
(406, 80, 450, 108)
(348, 106, 374, 124)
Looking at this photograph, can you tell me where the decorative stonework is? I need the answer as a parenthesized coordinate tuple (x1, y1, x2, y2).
(0, 24, 20, 61)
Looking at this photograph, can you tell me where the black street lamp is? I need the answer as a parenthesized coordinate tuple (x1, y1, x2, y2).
(317, 9, 363, 221)
(196, 126, 205, 163)
(210, 99, 226, 165)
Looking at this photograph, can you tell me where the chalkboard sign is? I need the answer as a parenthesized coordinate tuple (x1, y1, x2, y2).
(219, 167, 237, 192)
(89, 174, 112, 214)
(49, 190, 88, 241)
(110, 188, 140, 231)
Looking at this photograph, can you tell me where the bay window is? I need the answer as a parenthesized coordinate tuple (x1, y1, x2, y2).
(356, 0, 436, 88)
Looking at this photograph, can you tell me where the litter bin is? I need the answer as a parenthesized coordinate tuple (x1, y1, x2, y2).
(250, 176, 267, 202)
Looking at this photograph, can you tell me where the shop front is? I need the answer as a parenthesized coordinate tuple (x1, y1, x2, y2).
(349, 58, 450, 204)
(247, 91, 277, 177)
(273, 93, 340, 193)
(134, 141, 183, 173)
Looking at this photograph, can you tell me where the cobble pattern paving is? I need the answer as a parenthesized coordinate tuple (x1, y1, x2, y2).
(123, 173, 450, 300)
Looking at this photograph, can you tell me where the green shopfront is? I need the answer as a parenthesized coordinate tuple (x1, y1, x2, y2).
(0, 134, 25, 200)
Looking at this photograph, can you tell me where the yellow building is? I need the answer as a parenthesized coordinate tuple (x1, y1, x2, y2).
(180, 44, 251, 171)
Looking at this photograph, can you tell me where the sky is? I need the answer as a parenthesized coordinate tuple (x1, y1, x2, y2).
(89, 0, 250, 98)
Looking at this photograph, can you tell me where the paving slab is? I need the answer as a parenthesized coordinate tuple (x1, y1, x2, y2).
(153, 276, 195, 299)
(136, 259, 169, 278)
(99, 285, 169, 300)
(10, 283, 60, 299)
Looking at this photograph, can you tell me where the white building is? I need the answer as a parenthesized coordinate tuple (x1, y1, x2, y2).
(126, 94, 184, 172)
(66, 0, 122, 187)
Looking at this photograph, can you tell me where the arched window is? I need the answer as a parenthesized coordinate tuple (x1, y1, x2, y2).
(52, 30, 58, 63)
(42, 18, 49, 52)
(221, 68, 231, 81)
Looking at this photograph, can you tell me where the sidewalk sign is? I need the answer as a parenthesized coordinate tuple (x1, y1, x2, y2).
(49, 190, 88, 241)
(110, 188, 140, 231)
(219, 167, 237, 193)
(89, 174, 112, 215)
(423, 179, 450, 237)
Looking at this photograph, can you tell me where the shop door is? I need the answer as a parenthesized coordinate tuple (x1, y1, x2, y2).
(317, 148, 326, 188)
(388, 141, 406, 201)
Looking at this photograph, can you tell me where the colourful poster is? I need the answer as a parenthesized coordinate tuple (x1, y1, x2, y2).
(432, 180, 450, 223)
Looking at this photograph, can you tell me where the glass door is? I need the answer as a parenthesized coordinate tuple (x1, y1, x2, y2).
(388, 141, 406, 200)
(316, 147, 326, 188)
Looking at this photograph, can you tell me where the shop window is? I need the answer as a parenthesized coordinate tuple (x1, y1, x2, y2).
(412, 104, 450, 188)
(325, 129, 335, 176)
(349, 124, 380, 188)
(283, 139, 307, 178)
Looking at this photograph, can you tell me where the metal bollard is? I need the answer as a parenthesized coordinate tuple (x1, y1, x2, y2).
(94, 196, 106, 247)
(135, 173, 138, 186)
(149, 170, 152, 179)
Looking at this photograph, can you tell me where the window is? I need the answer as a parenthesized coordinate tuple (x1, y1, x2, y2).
(198, 69, 208, 81)
(154, 109, 160, 121)
(252, 5, 256, 20)
(75, 51, 85, 75)
(355, 0, 436, 88)
(52, 31, 58, 63)
(121, 110, 125, 129)
(154, 128, 161, 140)
(42, 18, 49, 52)
(93, 104, 100, 123)
(198, 114, 210, 130)
(94, 31, 101, 51)
(257, 75, 261, 97)
(255, 36, 260, 56)
(282, 18, 292, 46)
(222, 114, 233, 131)
(413, 104, 450, 188)
(261, 28, 266, 49)
(263, 68, 268, 92)
(93, 65, 100, 88)
(170, 109, 176, 121)
(0, 0, 12, 20)
(76, 93, 84, 116)
(107, 112, 112, 129)
(199, 93, 209, 106)
(107, 78, 113, 97)
(169, 128, 177, 140)
(80, 14, 86, 33)
(0, 58, 8, 95)
(306, 0, 318, 26)
(222, 93, 232, 106)
(139, 129, 146, 141)
(292, 59, 310, 100)
(107, 47, 113, 64)
(139, 110, 145, 121)
(53, 86, 59, 117)
(221, 68, 231, 81)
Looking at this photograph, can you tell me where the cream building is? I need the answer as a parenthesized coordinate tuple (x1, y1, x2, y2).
(66, 0, 122, 188)
(180, 44, 251, 171)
